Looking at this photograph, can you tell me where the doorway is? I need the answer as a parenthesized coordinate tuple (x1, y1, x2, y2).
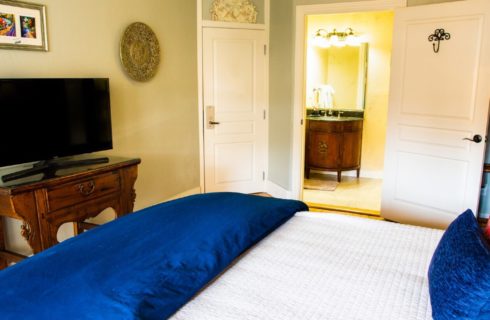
(294, 2, 404, 214)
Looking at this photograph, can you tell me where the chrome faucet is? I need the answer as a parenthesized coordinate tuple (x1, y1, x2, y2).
(327, 109, 333, 117)
(338, 111, 344, 119)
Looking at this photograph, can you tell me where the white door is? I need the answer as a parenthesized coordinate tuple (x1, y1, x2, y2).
(382, 0, 490, 229)
(203, 28, 267, 193)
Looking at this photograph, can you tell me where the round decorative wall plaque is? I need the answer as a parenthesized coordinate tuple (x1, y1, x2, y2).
(211, 0, 257, 24)
(120, 22, 160, 81)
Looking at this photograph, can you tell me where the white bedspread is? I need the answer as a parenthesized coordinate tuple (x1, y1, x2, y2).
(171, 211, 443, 320)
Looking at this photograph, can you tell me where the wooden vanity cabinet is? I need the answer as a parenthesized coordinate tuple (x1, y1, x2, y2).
(305, 119, 363, 182)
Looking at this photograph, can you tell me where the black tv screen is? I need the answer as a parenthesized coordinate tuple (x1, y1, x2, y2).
(0, 78, 112, 168)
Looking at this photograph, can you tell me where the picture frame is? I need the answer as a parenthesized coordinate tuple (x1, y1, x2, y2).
(0, 0, 47, 51)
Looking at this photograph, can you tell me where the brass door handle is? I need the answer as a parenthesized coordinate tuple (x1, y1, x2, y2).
(209, 121, 220, 125)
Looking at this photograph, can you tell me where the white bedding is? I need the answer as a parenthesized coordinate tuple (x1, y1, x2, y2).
(171, 211, 443, 320)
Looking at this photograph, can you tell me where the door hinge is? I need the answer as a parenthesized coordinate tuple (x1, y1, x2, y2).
(263, 109, 266, 120)
(262, 171, 266, 181)
(264, 44, 267, 55)
(301, 119, 304, 125)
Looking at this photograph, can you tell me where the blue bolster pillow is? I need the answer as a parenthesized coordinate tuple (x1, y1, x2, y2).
(428, 209, 490, 319)
(0, 192, 308, 319)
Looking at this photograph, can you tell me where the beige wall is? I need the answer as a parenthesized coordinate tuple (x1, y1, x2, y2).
(0, 0, 199, 209)
(268, 0, 460, 190)
(1, 0, 199, 252)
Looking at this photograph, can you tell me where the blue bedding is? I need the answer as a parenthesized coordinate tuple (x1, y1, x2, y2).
(0, 192, 307, 319)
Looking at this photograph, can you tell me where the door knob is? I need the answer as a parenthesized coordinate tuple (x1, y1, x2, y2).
(463, 134, 483, 143)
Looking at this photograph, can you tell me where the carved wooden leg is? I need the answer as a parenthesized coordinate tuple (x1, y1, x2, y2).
(357, 168, 360, 179)
(13, 192, 43, 253)
(337, 171, 342, 182)
(305, 167, 310, 179)
(73, 222, 83, 236)
(0, 217, 7, 269)
(117, 165, 139, 217)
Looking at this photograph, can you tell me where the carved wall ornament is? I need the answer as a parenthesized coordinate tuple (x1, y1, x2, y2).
(120, 22, 160, 81)
(211, 0, 258, 24)
(20, 222, 32, 242)
(130, 188, 137, 211)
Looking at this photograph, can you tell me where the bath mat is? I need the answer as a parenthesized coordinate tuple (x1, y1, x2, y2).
(304, 173, 339, 191)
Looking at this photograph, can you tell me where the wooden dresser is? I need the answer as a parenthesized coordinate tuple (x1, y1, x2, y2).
(0, 156, 140, 269)
(305, 118, 363, 182)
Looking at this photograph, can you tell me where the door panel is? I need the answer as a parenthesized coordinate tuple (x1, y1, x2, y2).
(214, 40, 255, 113)
(382, 0, 490, 228)
(402, 18, 482, 119)
(203, 28, 267, 193)
(393, 152, 468, 213)
(214, 142, 255, 184)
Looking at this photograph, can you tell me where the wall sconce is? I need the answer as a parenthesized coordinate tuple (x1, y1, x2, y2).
(312, 28, 367, 48)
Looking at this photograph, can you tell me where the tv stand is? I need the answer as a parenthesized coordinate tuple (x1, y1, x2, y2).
(1, 157, 110, 183)
(0, 156, 141, 269)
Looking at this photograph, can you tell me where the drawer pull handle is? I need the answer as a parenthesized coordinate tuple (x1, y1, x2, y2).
(78, 181, 95, 196)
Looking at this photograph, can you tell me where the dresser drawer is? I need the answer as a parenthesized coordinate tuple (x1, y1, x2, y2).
(47, 172, 121, 212)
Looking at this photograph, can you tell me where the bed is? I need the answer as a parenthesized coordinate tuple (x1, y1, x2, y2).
(0, 192, 488, 320)
(172, 211, 441, 320)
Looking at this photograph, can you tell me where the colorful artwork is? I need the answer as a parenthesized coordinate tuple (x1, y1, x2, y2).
(0, 0, 47, 51)
(20, 16, 35, 38)
(0, 13, 15, 37)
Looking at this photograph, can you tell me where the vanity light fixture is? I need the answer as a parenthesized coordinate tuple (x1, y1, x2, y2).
(312, 28, 367, 48)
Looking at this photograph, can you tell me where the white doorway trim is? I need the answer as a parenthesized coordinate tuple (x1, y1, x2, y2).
(197, 0, 204, 193)
(291, 0, 407, 200)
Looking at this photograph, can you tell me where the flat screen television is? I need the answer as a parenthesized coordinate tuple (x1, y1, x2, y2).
(0, 78, 112, 182)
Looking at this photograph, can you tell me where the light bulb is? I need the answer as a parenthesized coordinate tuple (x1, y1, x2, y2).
(346, 34, 360, 46)
(335, 40, 346, 47)
(358, 34, 368, 43)
(312, 36, 330, 48)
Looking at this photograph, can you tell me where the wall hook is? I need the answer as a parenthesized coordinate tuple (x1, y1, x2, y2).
(428, 29, 451, 53)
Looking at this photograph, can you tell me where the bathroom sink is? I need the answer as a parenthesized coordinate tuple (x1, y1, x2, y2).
(308, 114, 324, 118)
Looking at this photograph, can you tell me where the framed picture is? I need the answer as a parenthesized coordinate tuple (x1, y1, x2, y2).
(0, 0, 47, 51)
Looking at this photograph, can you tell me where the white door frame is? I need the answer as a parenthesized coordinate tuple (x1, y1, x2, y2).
(291, 0, 407, 200)
(196, 0, 270, 193)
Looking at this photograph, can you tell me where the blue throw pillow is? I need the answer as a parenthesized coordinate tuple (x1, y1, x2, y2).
(428, 209, 490, 319)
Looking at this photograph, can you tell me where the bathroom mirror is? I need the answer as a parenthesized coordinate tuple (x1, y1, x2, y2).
(306, 43, 368, 110)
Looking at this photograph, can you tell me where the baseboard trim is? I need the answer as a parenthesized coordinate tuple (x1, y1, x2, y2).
(166, 187, 202, 201)
(265, 181, 295, 199)
(311, 169, 384, 180)
(307, 202, 380, 216)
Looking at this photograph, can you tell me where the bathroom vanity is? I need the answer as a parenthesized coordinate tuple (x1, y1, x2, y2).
(305, 115, 363, 182)
(304, 39, 368, 183)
